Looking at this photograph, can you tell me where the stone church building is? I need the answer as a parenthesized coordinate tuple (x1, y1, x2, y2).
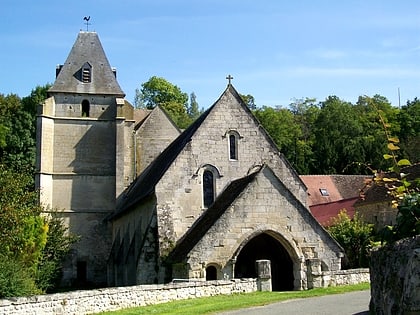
(36, 31, 343, 291)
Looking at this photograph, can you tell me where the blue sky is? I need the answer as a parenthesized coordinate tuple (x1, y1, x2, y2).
(2, 1, 420, 108)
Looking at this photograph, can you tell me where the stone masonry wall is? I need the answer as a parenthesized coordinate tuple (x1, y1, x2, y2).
(0, 279, 257, 315)
(370, 236, 420, 314)
(0, 270, 369, 315)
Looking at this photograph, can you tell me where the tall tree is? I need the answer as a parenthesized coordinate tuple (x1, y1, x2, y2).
(397, 98, 420, 163)
(0, 85, 50, 171)
(254, 106, 301, 164)
(288, 98, 319, 174)
(240, 94, 256, 110)
(312, 96, 364, 174)
(188, 92, 201, 122)
(135, 76, 190, 128)
(354, 95, 400, 172)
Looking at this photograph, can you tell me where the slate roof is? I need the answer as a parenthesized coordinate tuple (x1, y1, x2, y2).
(49, 31, 125, 96)
(111, 83, 305, 219)
(166, 166, 262, 263)
(111, 95, 216, 220)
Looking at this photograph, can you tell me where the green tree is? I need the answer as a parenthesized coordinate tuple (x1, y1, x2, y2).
(327, 210, 374, 269)
(0, 85, 49, 171)
(240, 93, 256, 110)
(0, 165, 47, 297)
(354, 95, 400, 172)
(288, 98, 319, 174)
(187, 92, 201, 122)
(397, 98, 420, 163)
(36, 214, 79, 292)
(254, 106, 301, 160)
(135, 76, 190, 128)
(312, 96, 365, 174)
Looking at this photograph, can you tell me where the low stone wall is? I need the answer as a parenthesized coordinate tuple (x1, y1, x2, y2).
(0, 279, 257, 315)
(306, 258, 370, 289)
(370, 236, 420, 314)
(0, 268, 370, 315)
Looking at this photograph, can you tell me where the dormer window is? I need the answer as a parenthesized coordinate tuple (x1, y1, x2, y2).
(81, 62, 92, 83)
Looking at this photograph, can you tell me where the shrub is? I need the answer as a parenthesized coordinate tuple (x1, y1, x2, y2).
(327, 209, 374, 268)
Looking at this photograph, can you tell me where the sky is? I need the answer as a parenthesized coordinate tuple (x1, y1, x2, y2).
(2, 0, 420, 109)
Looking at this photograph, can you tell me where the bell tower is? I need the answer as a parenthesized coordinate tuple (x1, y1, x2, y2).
(36, 31, 134, 287)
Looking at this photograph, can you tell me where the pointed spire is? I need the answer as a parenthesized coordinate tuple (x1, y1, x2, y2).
(49, 32, 125, 97)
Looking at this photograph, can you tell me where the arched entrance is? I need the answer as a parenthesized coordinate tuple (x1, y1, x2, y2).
(234, 233, 294, 291)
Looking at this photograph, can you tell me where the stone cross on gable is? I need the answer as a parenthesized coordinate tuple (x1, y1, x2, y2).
(226, 75, 233, 85)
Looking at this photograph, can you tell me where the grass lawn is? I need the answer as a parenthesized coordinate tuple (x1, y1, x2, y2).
(99, 282, 370, 315)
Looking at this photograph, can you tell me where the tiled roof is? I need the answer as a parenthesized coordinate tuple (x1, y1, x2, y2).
(300, 175, 369, 206)
(309, 197, 358, 226)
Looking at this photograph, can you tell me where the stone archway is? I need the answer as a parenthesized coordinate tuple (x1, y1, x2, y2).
(234, 233, 294, 291)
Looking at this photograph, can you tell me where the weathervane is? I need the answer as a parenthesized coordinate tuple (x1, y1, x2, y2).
(83, 16, 91, 31)
(226, 74, 233, 85)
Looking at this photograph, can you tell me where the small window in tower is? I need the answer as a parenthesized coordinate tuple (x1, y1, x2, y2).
(81, 62, 92, 83)
(82, 99, 90, 117)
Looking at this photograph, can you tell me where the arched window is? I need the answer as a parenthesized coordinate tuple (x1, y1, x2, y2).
(226, 130, 241, 161)
(203, 170, 215, 208)
(82, 99, 90, 117)
(229, 134, 237, 160)
(206, 265, 217, 280)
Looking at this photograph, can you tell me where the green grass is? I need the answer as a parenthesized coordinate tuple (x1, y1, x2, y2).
(99, 282, 370, 315)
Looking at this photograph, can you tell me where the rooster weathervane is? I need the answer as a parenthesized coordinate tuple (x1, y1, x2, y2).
(83, 16, 91, 31)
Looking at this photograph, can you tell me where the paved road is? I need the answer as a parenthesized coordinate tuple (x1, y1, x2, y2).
(218, 290, 370, 315)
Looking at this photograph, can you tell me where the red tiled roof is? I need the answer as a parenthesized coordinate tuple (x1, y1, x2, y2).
(309, 197, 358, 226)
(300, 175, 369, 206)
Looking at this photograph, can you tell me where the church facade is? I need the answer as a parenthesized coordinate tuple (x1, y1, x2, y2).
(36, 31, 343, 290)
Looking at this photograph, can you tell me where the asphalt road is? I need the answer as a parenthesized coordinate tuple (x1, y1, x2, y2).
(218, 290, 370, 315)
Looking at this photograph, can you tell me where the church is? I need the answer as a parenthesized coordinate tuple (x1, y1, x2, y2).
(36, 31, 343, 291)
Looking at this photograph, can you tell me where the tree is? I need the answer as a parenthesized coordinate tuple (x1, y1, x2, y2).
(312, 96, 365, 174)
(135, 76, 190, 128)
(0, 165, 47, 297)
(288, 98, 319, 174)
(0, 85, 50, 171)
(397, 98, 420, 163)
(187, 92, 201, 122)
(327, 210, 374, 269)
(240, 93, 256, 110)
(254, 106, 301, 158)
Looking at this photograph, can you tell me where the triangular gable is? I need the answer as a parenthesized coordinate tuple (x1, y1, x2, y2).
(167, 164, 343, 263)
(49, 31, 125, 96)
(167, 166, 262, 263)
(112, 84, 305, 219)
(112, 102, 214, 218)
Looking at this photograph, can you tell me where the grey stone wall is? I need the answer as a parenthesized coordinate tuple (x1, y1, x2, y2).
(0, 279, 257, 315)
(370, 236, 420, 314)
(0, 270, 369, 315)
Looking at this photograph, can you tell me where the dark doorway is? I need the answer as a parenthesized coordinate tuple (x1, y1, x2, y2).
(234, 233, 294, 291)
(206, 265, 217, 280)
